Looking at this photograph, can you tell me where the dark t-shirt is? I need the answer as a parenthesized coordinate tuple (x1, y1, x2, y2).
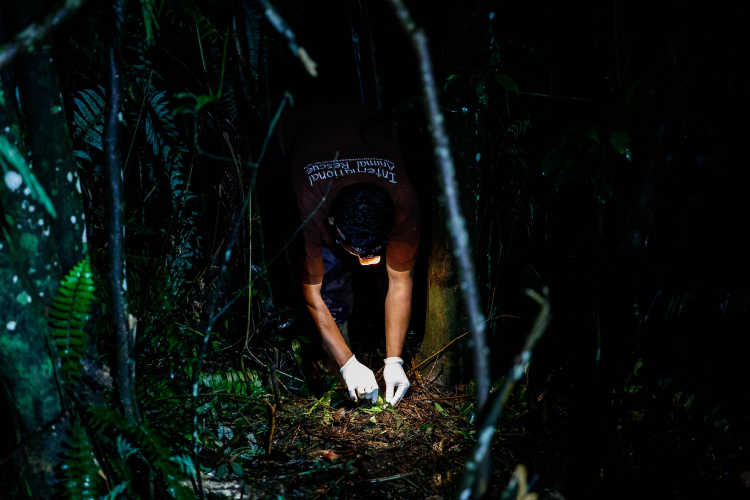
(279, 103, 420, 285)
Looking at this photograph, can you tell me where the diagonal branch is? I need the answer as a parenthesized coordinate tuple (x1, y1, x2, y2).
(0, 0, 91, 71)
(258, 0, 318, 77)
(385, 0, 491, 411)
(457, 288, 551, 499)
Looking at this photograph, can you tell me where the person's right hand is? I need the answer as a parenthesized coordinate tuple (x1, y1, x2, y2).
(340, 355, 378, 403)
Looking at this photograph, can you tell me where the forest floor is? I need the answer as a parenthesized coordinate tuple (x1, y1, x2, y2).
(188, 369, 531, 500)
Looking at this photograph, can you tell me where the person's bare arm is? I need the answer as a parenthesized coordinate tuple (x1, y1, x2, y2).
(301, 283, 353, 368)
(385, 264, 414, 357)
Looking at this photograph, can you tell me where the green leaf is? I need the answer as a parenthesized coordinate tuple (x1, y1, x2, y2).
(231, 462, 243, 476)
(581, 124, 600, 144)
(609, 131, 632, 162)
(633, 358, 643, 376)
(490, 376, 506, 393)
(541, 149, 569, 177)
(215, 464, 227, 479)
(172, 92, 218, 116)
(553, 160, 589, 191)
(492, 73, 519, 94)
(459, 402, 474, 416)
(444, 73, 472, 90)
(0, 135, 58, 218)
(434, 402, 450, 416)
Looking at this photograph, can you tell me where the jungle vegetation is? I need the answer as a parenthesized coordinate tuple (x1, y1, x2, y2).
(0, 0, 746, 499)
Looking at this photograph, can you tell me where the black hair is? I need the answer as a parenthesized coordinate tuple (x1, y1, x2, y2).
(329, 183, 395, 256)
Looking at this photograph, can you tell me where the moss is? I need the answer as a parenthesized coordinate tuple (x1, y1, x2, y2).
(19, 232, 39, 256)
(16, 291, 31, 305)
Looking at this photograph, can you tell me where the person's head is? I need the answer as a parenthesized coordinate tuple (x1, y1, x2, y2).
(327, 183, 395, 265)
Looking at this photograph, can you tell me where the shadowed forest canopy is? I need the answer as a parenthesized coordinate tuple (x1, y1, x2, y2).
(0, 0, 747, 499)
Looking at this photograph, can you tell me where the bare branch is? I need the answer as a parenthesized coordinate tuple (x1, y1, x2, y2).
(258, 0, 318, 77)
(458, 288, 551, 499)
(102, 0, 137, 422)
(385, 0, 491, 410)
(0, 0, 91, 71)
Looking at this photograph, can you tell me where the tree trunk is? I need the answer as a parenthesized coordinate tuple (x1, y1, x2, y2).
(421, 109, 485, 385)
(0, 0, 87, 495)
(0, 60, 70, 500)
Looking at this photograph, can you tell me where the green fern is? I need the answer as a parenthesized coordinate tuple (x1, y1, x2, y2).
(73, 87, 105, 150)
(200, 369, 264, 395)
(144, 88, 178, 163)
(243, 0, 264, 74)
(49, 257, 96, 384)
(56, 425, 103, 500)
(87, 407, 194, 500)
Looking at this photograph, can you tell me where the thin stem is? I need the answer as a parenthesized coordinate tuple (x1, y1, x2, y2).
(348, 0, 364, 103)
(358, 0, 382, 108)
(123, 70, 153, 171)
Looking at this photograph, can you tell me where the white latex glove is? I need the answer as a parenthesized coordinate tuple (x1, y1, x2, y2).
(340, 355, 378, 403)
(383, 357, 410, 406)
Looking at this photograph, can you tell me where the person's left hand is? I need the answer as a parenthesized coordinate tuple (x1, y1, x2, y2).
(383, 357, 410, 406)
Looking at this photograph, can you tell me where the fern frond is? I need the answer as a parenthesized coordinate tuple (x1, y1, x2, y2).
(49, 257, 96, 384)
(200, 369, 264, 395)
(244, 0, 263, 73)
(56, 425, 103, 500)
(87, 407, 194, 500)
(73, 87, 105, 150)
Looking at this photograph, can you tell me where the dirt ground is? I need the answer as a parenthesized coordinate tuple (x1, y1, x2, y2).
(193, 370, 528, 500)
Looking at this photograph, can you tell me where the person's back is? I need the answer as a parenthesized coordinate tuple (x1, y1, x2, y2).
(279, 103, 419, 284)
(279, 103, 419, 405)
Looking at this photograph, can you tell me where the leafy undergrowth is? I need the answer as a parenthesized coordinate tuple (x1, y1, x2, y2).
(150, 366, 543, 500)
